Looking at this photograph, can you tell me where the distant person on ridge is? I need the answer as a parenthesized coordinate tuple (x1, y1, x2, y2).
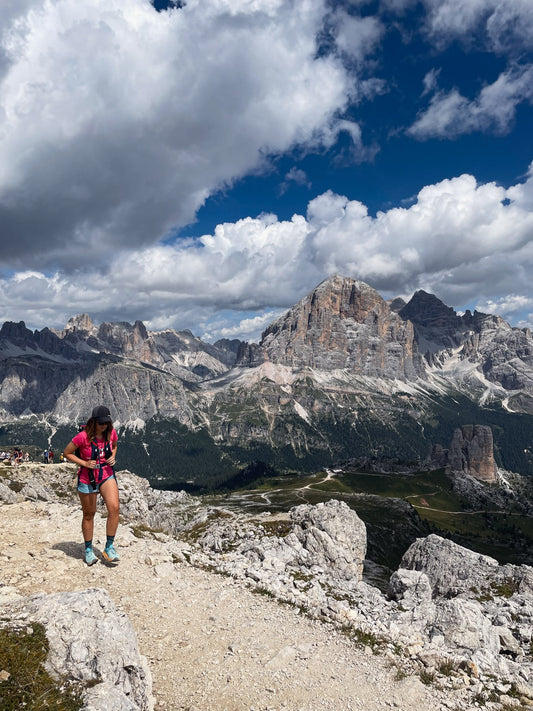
(63, 405, 120, 566)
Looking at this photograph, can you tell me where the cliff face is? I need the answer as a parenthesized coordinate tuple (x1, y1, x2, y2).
(399, 290, 465, 352)
(401, 290, 533, 395)
(430, 425, 498, 484)
(257, 275, 425, 379)
(448, 425, 498, 483)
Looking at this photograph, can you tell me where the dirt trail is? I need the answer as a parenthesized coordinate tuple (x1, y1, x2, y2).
(0, 500, 451, 711)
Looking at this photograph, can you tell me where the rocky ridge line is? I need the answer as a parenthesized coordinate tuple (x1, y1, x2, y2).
(1, 464, 533, 710)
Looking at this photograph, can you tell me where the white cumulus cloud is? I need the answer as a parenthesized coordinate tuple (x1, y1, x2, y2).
(1, 166, 533, 339)
(0, 0, 353, 271)
(408, 64, 533, 139)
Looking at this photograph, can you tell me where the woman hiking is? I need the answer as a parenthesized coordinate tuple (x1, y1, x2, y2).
(64, 405, 120, 565)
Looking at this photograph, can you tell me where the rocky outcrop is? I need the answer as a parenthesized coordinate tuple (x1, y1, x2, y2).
(390, 534, 533, 680)
(235, 340, 267, 367)
(0, 321, 81, 361)
(2, 466, 533, 708)
(398, 534, 501, 597)
(429, 424, 498, 483)
(448, 425, 498, 482)
(290, 500, 366, 580)
(185, 499, 366, 594)
(257, 275, 425, 379)
(189, 504, 533, 692)
(118, 470, 199, 534)
(463, 317, 533, 391)
(2, 588, 154, 711)
(401, 290, 533, 395)
(0, 463, 200, 534)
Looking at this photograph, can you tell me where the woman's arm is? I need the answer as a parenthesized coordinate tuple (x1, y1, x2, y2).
(63, 441, 97, 469)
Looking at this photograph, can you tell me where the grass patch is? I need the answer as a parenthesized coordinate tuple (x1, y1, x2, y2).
(340, 468, 462, 509)
(419, 668, 436, 685)
(438, 659, 455, 676)
(130, 524, 164, 539)
(181, 510, 234, 543)
(252, 586, 277, 599)
(491, 580, 520, 599)
(257, 519, 293, 537)
(475, 578, 520, 602)
(344, 627, 387, 653)
(0, 624, 85, 710)
(313, 478, 352, 493)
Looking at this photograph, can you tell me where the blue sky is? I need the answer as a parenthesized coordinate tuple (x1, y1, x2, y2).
(0, 0, 532, 342)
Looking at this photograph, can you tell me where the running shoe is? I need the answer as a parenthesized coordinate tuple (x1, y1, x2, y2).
(85, 548, 98, 566)
(102, 545, 120, 562)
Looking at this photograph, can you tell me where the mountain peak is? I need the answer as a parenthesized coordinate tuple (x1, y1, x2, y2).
(260, 275, 424, 378)
(400, 290, 463, 352)
(64, 314, 95, 333)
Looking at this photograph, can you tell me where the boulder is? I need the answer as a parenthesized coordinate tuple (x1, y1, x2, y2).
(4, 588, 153, 711)
(388, 568, 432, 609)
(399, 534, 499, 596)
(290, 499, 367, 581)
(430, 599, 500, 660)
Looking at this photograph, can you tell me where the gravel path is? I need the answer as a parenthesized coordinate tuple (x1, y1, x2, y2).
(0, 500, 455, 711)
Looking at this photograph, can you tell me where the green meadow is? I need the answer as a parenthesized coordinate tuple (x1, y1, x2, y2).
(205, 466, 533, 576)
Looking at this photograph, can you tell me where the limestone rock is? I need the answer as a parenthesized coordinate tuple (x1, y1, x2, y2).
(290, 499, 367, 581)
(431, 598, 500, 659)
(117, 470, 199, 535)
(388, 568, 432, 610)
(4, 588, 153, 711)
(399, 290, 464, 352)
(429, 425, 498, 483)
(396, 534, 533, 676)
(448, 425, 498, 483)
(0, 480, 17, 504)
(399, 534, 500, 597)
(257, 275, 425, 379)
(400, 290, 533, 395)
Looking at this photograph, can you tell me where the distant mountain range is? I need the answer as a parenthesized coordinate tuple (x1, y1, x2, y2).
(1, 275, 532, 488)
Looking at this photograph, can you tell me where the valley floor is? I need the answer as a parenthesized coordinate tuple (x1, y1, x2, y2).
(0, 499, 457, 711)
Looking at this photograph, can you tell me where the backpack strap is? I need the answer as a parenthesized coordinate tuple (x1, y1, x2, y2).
(92, 439, 116, 487)
(77, 438, 116, 491)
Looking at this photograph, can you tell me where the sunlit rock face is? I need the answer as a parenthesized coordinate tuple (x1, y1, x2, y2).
(258, 275, 425, 379)
(429, 425, 498, 484)
(448, 425, 498, 483)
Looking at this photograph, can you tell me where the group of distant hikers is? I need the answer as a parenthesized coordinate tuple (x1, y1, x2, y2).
(42, 448, 60, 463)
(0, 447, 29, 465)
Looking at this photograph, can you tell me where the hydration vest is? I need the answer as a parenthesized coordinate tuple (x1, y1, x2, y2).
(79, 439, 115, 491)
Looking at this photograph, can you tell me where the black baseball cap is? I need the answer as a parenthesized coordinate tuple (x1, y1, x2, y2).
(91, 405, 112, 424)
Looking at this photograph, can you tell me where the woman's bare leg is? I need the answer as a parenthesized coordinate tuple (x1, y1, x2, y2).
(99, 477, 120, 537)
(79, 492, 97, 542)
